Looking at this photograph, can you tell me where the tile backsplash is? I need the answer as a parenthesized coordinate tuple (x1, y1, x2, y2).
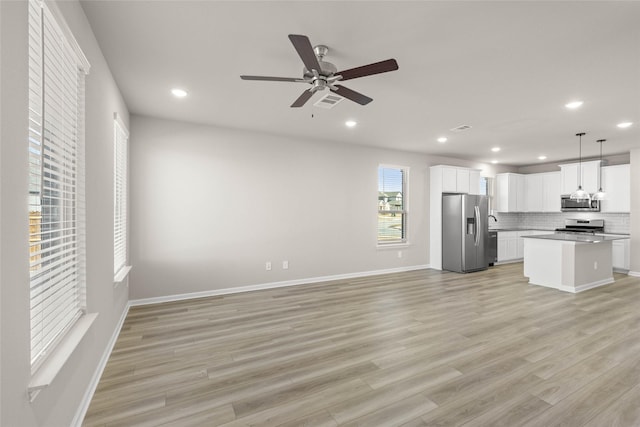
(492, 212, 630, 234)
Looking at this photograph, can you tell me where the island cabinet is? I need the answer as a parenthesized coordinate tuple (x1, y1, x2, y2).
(523, 233, 628, 293)
(600, 164, 630, 213)
(612, 239, 630, 271)
(559, 160, 600, 195)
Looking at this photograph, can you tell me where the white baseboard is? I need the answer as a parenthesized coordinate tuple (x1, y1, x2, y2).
(71, 302, 131, 427)
(628, 270, 640, 278)
(129, 264, 431, 306)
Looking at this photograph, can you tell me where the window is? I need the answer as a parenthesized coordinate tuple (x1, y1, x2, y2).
(113, 114, 129, 278)
(28, 0, 89, 370)
(377, 166, 408, 243)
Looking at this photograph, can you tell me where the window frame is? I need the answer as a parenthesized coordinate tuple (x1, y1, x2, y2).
(27, 0, 90, 377)
(113, 113, 130, 282)
(377, 164, 409, 246)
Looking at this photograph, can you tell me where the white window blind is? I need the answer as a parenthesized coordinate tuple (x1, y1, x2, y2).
(377, 166, 407, 243)
(113, 114, 129, 276)
(28, 0, 89, 370)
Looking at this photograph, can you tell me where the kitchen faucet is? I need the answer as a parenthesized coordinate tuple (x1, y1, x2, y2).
(488, 215, 498, 222)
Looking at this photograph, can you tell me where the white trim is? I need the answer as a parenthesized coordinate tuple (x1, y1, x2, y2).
(628, 270, 640, 278)
(113, 112, 129, 137)
(114, 265, 132, 284)
(559, 277, 615, 293)
(28, 313, 98, 402)
(376, 242, 411, 250)
(42, 0, 91, 73)
(71, 304, 130, 427)
(130, 264, 430, 307)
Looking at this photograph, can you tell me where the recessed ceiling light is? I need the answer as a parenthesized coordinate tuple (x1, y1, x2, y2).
(491, 160, 498, 164)
(345, 120, 357, 128)
(538, 155, 547, 160)
(617, 122, 632, 128)
(491, 147, 501, 152)
(565, 101, 583, 109)
(437, 137, 447, 143)
(171, 88, 188, 98)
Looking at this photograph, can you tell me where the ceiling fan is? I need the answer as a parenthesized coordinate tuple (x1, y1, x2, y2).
(240, 34, 399, 108)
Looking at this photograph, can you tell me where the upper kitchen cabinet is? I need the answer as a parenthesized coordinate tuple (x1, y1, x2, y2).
(542, 172, 561, 212)
(495, 173, 525, 212)
(559, 160, 600, 195)
(525, 174, 543, 212)
(431, 165, 481, 194)
(600, 164, 630, 212)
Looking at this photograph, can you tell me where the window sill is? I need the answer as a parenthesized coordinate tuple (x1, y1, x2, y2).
(28, 312, 98, 402)
(114, 265, 132, 285)
(377, 242, 411, 250)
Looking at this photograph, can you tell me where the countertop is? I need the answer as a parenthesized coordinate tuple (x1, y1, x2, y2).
(522, 233, 630, 243)
(489, 228, 555, 232)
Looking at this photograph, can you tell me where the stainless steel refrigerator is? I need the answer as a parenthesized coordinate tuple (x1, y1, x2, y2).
(442, 194, 488, 273)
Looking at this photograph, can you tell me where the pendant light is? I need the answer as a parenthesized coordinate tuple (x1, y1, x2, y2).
(570, 132, 590, 201)
(592, 139, 606, 200)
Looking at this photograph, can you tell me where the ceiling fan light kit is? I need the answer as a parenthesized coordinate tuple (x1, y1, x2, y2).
(570, 132, 591, 201)
(240, 34, 399, 108)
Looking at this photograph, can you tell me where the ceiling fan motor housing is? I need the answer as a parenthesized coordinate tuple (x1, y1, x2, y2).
(303, 60, 337, 79)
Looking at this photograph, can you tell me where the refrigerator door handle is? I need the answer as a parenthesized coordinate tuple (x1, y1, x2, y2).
(474, 205, 481, 246)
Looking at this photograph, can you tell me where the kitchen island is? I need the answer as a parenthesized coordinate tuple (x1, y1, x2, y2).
(523, 233, 629, 293)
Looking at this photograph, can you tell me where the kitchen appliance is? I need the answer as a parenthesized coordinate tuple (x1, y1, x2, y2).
(560, 195, 600, 212)
(555, 218, 605, 234)
(487, 230, 498, 266)
(442, 194, 489, 273)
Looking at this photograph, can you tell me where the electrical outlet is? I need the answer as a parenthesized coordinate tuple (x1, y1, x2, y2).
(594, 261, 598, 270)
(265, 261, 272, 271)
(282, 260, 289, 270)
(397, 251, 402, 259)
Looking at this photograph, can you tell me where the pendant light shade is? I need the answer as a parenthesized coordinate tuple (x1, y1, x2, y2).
(570, 132, 590, 201)
(592, 139, 606, 200)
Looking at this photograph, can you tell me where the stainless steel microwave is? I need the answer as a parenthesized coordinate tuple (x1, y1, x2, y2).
(560, 195, 600, 212)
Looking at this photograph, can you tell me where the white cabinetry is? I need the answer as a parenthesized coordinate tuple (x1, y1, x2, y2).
(525, 174, 543, 212)
(560, 161, 600, 195)
(498, 230, 550, 262)
(542, 172, 561, 212)
(436, 166, 479, 194)
(496, 173, 525, 212)
(612, 239, 630, 272)
(600, 164, 630, 213)
(497, 231, 518, 262)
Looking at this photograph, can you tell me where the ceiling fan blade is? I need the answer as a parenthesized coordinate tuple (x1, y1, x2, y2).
(291, 89, 314, 108)
(240, 75, 307, 83)
(336, 59, 399, 81)
(288, 34, 321, 73)
(330, 85, 373, 105)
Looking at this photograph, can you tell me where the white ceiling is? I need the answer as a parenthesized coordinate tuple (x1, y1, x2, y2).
(80, 1, 640, 166)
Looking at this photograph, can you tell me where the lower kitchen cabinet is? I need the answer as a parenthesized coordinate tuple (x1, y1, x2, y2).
(612, 239, 630, 271)
(497, 231, 518, 262)
(498, 230, 550, 262)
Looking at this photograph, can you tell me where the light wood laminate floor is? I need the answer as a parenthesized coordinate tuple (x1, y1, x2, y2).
(83, 264, 640, 426)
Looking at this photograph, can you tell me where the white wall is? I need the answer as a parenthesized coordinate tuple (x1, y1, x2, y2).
(130, 116, 434, 299)
(630, 149, 640, 275)
(0, 1, 129, 425)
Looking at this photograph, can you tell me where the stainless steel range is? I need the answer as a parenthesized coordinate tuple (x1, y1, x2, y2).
(555, 219, 604, 235)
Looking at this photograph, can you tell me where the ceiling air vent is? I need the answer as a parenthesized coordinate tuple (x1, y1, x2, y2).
(450, 124, 472, 133)
(314, 93, 344, 109)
